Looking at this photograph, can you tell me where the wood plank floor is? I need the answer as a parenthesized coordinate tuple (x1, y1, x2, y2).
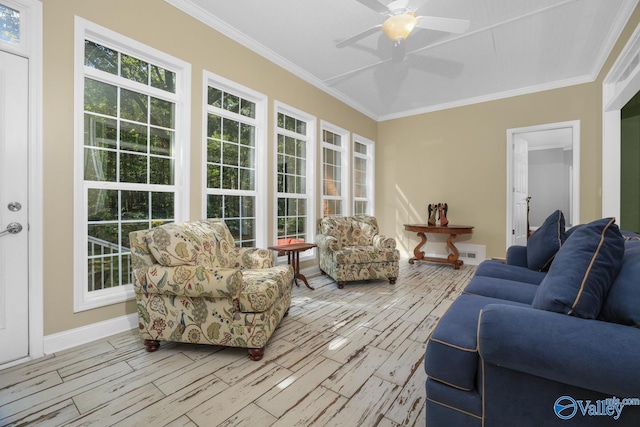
(0, 261, 476, 427)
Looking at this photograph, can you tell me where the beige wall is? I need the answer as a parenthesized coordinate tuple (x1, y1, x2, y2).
(377, 5, 640, 260)
(42, 0, 377, 334)
(41, 0, 640, 335)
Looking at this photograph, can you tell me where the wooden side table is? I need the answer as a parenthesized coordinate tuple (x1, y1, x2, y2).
(268, 242, 317, 290)
(403, 224, 474, 269)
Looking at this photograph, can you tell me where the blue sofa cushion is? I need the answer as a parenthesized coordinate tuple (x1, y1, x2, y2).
(425, 294, 529, 391)
(475, 259, 546, 285)
(600, 243, 640, 327)
(464, 275, 539, 304)
(527, 210, 565, 271)
(532, 217, 624, 319)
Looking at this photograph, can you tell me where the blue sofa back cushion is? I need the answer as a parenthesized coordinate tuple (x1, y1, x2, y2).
(600, 243, 640, 326)
(532, 217, 624, 319)
(527, 209, 565, 271)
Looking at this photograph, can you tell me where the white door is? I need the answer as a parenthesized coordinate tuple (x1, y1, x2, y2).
(0, 50, 29, 365)
(512, 136, 528, 246)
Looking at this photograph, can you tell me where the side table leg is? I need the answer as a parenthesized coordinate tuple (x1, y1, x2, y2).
(446, 234, 464, 269)
(295, 251, 315, 290)
(408, 232, 427, 264)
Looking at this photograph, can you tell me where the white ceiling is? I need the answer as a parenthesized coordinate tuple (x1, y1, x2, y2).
(166, 0, 639, 121)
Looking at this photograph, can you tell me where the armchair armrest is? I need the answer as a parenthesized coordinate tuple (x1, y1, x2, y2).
(316, 234, 340, 252)
(228, 247, 275, 269)
(135, 265, 243, 300)
(506, 245, 528, 267)
(478, 304, 640, 396)
(373, 234, 396, 249)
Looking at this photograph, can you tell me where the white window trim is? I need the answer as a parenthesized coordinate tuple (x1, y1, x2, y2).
(352, 134, 375, 216)
(321, 120, 350, 217)
(202, 70, 267, 247)
(74, 17, 191, 312)
(273, 101, 317, 261)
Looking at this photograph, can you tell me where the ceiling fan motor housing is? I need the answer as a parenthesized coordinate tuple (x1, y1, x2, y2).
(382, 12, 418, 41)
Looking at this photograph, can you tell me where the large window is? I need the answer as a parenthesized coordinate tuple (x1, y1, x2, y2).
(75, 19, 190, 311)
(275, 103, 316, 247)
(353, 135, 375, 215)
(204, 72, 266, 247)
(321, 122, 350, 217)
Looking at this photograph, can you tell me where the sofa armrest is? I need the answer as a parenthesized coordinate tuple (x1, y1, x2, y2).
(373, 234, 396, 249)
(134, 265, 243, 299)
(506, 245, 528, 267)
(316, 233, 340, 252)
(478, 304, 640, 396)
(228, 247, 275, 269)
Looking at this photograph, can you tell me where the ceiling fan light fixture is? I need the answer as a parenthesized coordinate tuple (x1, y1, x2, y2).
(382, 12, 418, 42)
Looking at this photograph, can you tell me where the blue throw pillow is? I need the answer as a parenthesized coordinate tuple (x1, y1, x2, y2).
(599, 243, 640, 326)
(532, 217, 624, 319)
(527, 210, 565, 271)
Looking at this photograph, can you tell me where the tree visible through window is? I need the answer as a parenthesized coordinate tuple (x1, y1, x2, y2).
(276, 112, 308, 244)
(83, 40, 177, 292)
(205, 83, 260, 247)
(322, 124, 349, 217)
(0, 4, 20, 44)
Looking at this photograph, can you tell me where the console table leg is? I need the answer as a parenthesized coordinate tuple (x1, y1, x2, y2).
(408, 232, 427, 264)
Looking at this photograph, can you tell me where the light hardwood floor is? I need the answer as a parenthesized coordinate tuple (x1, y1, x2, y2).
(0, 261, 476, 427)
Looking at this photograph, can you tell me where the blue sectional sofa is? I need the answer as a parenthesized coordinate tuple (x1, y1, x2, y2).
(424, 213, 640, 426)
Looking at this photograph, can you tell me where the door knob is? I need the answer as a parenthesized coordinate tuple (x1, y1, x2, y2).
(7, 202, 22, 212)
(0, 222, 23, 237)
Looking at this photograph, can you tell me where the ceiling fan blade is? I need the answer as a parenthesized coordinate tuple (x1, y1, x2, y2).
(416, 16, 470, 34)
(356, 0, 390, 14)
(336, 25, 383, 48)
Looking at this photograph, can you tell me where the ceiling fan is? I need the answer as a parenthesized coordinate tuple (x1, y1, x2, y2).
(337, 0, 470, 62)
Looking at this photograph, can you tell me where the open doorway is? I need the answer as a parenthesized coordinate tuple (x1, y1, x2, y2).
(506, 121, 581, 248)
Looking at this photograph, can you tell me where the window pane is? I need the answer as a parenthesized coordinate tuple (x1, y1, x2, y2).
(84, 41, 117, 74)
(207, 164, 221, 188)
(120, 152, 147, 183)
(207, 194, 223, 218)
(150, 65, 176, 93)
(223, 118, 239, 143)
(120, 121, 147, 153)
(151, 192, 174, 220)
(84, 115, 117, 149)
(208, 114, 221, 138)
(222, 166, 238, 189)
(120, 89, 148, 123)
(208, 87, 222, 107)
(121, 190, 149, 220)
(207, 139, 221, 163)
(240, 99, 256, 119)
(84, 148, 117, 182)
(88, 189, 118, 221)
(150, 157, 174, 185)
(150, 127, 173, 156)
(84, 78, 117, 117)
(224, 93, 240, 113)
(120, 53, 148, 84)
(150, 97, 174, 128)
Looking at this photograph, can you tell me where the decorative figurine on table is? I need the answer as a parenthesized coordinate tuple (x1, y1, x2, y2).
(438, 202, 449, 226)
(428, 203, 437, 226)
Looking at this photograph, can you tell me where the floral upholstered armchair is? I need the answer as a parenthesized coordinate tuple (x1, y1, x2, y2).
(316, 215, 400, 289)
(129, 219, 294, 361)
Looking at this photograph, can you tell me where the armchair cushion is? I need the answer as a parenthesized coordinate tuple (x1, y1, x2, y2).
(526, 209, 565, 271)
(146, 220, 221, 268)
(238, 266, 292, 312)
(532, 217, 624, 319)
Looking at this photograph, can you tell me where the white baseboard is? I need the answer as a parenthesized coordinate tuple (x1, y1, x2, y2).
(43, 313, 137, 355)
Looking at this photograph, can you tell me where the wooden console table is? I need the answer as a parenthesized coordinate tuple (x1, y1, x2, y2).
(403, 224, 474, 269)
(268, 242, 317, 290)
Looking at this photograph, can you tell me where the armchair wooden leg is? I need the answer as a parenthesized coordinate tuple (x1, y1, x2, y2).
(248, 347, 264, 361)
(389, 277, 397, 285)
(337, 281, 345, 289)
(144, 339, 160, 352)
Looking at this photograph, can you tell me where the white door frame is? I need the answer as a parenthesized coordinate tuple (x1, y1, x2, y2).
(0, 0, 44, 367)
(506, 120, 581, 249)
(603, 22, 640, 222)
